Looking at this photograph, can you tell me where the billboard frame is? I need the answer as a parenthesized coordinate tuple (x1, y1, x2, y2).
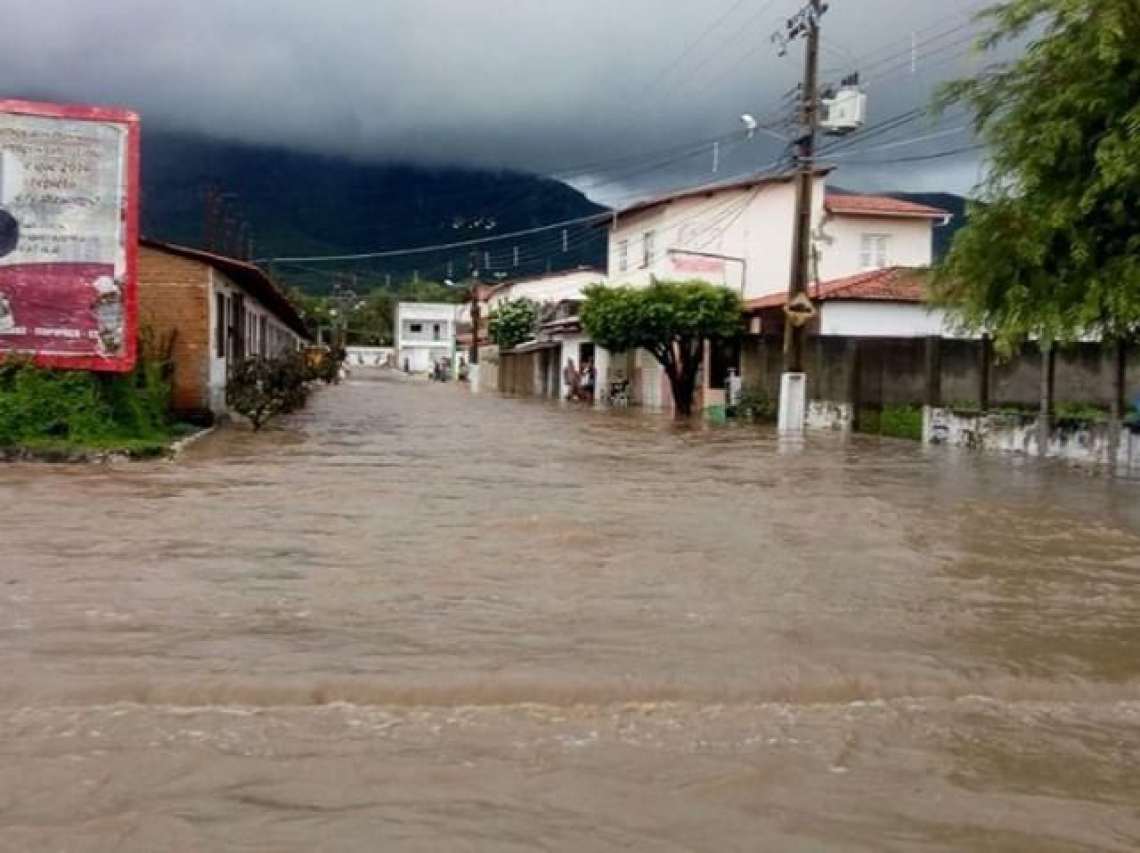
(0, 99, 141, 373)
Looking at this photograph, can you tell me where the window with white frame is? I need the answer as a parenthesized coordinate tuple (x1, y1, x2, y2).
(860, 234, 890, 270)
(643, 230, 657, 267)
(618, 240, 629, 272)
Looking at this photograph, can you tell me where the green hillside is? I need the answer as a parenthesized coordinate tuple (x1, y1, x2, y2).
(140, 132, 609, 294)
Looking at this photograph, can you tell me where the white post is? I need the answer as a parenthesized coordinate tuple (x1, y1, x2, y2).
(778, 372, 807, 437)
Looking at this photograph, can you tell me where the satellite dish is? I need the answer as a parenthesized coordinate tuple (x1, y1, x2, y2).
(0, 208, 18, 259)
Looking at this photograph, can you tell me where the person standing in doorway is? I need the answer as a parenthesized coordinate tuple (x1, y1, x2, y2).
(563, 358, 580, 401)
(580, 360, 596, 402)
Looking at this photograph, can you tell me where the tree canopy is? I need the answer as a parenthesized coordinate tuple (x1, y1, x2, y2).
(933, 0, 1140, 353)
(581, 279, 742, 417)
(487, 298, 540, 351)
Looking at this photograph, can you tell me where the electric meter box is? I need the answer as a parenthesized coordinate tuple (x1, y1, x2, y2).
(821, 88, 867, 136)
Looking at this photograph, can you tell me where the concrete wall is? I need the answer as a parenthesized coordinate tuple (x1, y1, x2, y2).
(346, 346, 393, 367)
(925, 407, 1140, 471)
(742, 335, 1140, 412)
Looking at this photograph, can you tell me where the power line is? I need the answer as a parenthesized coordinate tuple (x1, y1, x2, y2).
(829, 143, 986, 165)
(269, 158, 795, 278)
(630, 0, 755, 100)
(820, 125, 973, 161)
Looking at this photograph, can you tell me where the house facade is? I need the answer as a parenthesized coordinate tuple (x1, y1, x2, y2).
(595, 172, 951, 412)
(396, 302, 459, 373)
(138, 240, 311, 421)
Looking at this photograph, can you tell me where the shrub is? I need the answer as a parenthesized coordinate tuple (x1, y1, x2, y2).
(0, 359, 173, 452)
(728, 387, 776, 423)
(861, 405, 923, 441)
(309, 344, 345, 385)
(227, 352, 312, 431)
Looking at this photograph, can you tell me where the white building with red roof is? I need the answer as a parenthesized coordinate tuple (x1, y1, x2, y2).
(746, 266, 962, 339)
(603, 170, 951, 304)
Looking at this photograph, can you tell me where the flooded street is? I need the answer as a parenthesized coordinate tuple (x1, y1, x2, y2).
(3, 371, 1140, 851)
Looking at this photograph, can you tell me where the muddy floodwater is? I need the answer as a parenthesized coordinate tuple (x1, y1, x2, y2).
(2, 371, 1140, 851)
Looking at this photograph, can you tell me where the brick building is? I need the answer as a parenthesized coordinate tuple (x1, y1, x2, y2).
(138, 240, 311, 421)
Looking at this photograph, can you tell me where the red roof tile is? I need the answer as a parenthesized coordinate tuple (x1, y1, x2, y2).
(825, 193, 950, 219)
(745, 267, 931, 311)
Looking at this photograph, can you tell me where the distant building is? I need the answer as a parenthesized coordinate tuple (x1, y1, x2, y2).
(138, 240, 311, 421)
(396, 302, 458, 373)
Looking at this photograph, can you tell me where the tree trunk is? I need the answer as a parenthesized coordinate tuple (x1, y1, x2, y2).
(660, 347, 699, 420)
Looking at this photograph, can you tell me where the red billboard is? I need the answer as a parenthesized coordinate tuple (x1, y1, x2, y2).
(0, 100, 140, 372)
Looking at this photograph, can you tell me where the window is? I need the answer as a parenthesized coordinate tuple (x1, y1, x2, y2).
(860, 234, 890, 270)
(409, 323, 423, 333)
(643, 230, 657, 267)
(433, 324, 442, 341)
(259, 316, 268, 356)
(618, 240, 629, 272)
(215, 293, 227, 358)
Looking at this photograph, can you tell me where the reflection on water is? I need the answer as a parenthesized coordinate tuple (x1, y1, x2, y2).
(2, 371, 1139, 851)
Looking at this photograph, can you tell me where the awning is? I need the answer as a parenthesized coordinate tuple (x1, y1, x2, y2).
(507, 339, 562, 354)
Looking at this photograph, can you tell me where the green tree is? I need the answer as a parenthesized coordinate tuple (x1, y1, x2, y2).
(289, 288, 334, 329)
(487, 298, 540, 350)
(346, 289, 394, 346)
(581, 280, 742, 418)
(933, 0, 1140, 353)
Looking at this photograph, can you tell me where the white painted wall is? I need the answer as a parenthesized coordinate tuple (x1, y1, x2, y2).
(816, 214, 937, 283)
(606, 179, 816, 301)
(819, 301, 958, 338)
(346, 346, 393, 367)
(207, 269, 306, 416)
(605, 181, 942, 302)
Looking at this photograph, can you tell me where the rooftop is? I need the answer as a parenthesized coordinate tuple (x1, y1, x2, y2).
(140, 239, 312, 340)
(745, 266, 932, 311)
(611, 168, 823, 221)
(825, 192, 951, 219)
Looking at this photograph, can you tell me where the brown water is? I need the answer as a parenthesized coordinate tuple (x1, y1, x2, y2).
(2, 371, 1140, 851)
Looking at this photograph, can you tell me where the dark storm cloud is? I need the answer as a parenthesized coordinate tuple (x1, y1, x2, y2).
(0, 0, 995, 197)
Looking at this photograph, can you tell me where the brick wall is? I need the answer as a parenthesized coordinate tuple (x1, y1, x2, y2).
(137, 246, 211, 419)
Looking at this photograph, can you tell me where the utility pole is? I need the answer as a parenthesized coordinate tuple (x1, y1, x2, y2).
(467, 250, 482, 394)
(778, 0, 826, 437)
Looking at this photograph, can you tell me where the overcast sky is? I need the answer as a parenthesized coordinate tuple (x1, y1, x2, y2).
(1, 0, 999, 203)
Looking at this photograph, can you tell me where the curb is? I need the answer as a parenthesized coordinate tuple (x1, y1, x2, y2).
(170, 426, 217, 460)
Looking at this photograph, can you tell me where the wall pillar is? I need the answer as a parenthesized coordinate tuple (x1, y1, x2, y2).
(1039, 343, 1056, 456)
(924, 336, 943, 408)
(846, 339, 862, 431)
(979, 334, 993, 411)
(1109, 339, 1128, 467)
